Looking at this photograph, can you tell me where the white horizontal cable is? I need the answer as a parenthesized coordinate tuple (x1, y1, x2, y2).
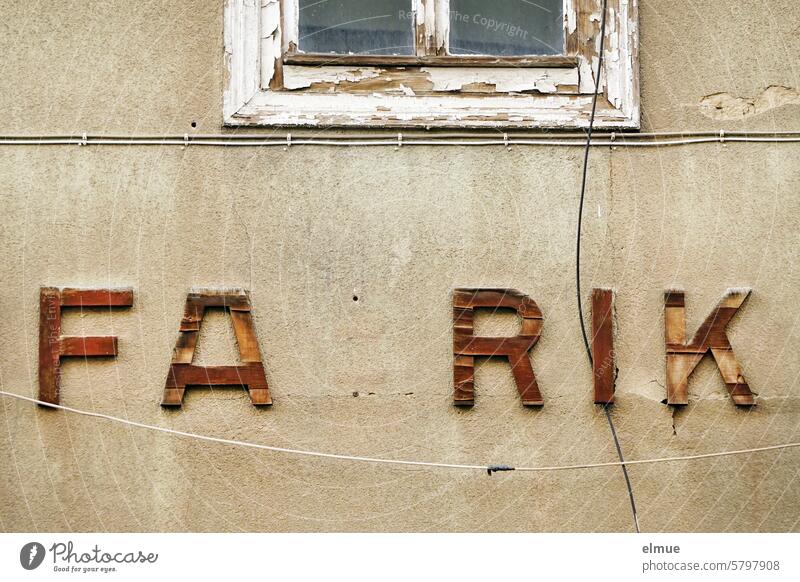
(2, 390, 799, 473)
(0, 133, 799, 148)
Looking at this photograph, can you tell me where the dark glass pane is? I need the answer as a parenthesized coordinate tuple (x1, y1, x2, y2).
(298, 0, 414, 56)
(449, 0, 564, 56)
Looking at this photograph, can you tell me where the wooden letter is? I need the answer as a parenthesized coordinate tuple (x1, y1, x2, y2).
(161, 288, 272, 407)
(592, 288, 615, 404)
(664, 288, 755, 406)
(38, 287, 134, 405)
(453, 288, 543, 407)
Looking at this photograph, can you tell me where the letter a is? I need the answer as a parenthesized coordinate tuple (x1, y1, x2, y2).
(161, 288, 271, 407)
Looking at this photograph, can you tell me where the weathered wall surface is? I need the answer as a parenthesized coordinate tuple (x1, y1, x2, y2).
(0, 1, 798, 532)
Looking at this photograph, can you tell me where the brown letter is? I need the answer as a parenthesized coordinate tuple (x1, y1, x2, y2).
(664, 288, 754, 406)
(38, 287, 134, 405)
(592, 288, 616, 404)
(161, 288, 271, 407)
(453, 288, 543, 407)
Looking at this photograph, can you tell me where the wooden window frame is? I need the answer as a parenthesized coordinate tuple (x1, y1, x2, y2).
(224, 0, 639, 129)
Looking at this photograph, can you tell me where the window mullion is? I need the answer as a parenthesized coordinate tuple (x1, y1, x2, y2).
(435, 0, 449, 56)
(415, 0, 446, 56)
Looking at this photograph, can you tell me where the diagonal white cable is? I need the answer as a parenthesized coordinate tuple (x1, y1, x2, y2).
(2, 390, 799, 473)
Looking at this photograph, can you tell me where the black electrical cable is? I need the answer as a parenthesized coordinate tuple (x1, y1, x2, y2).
(575, 0, 640, 533)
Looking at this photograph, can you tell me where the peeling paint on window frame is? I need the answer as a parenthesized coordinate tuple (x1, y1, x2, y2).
(223, 0, 639, 129)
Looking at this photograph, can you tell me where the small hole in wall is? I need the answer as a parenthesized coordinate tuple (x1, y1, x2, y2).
(352, 295, 359, 302)
(190, 121, 197, 128)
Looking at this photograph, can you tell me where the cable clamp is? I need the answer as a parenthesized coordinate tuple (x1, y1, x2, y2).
(610, 131, 616, 142)
(397, 132, 403, 148)
(286, 132, 292, 148)
(719, 129, 725, 143)
(486, 465, 515, 476)
(80, 132, 87, 147)
(184, 133, 189, 148)
(503, 132, 509, 148)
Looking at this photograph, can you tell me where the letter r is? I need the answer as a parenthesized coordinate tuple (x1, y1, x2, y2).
(453, 288, 544, 407)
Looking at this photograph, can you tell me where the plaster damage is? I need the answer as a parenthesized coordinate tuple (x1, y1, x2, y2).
(699, 86, 800, 120)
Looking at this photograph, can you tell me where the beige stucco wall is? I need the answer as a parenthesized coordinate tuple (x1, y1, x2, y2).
(1, 1, 798, 532)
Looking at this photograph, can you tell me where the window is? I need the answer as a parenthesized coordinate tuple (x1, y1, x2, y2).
(224, 0, 639, 129)
(295, 0, 415, 56)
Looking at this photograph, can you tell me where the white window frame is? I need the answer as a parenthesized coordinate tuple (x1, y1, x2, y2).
(223, 0, 639, 129)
